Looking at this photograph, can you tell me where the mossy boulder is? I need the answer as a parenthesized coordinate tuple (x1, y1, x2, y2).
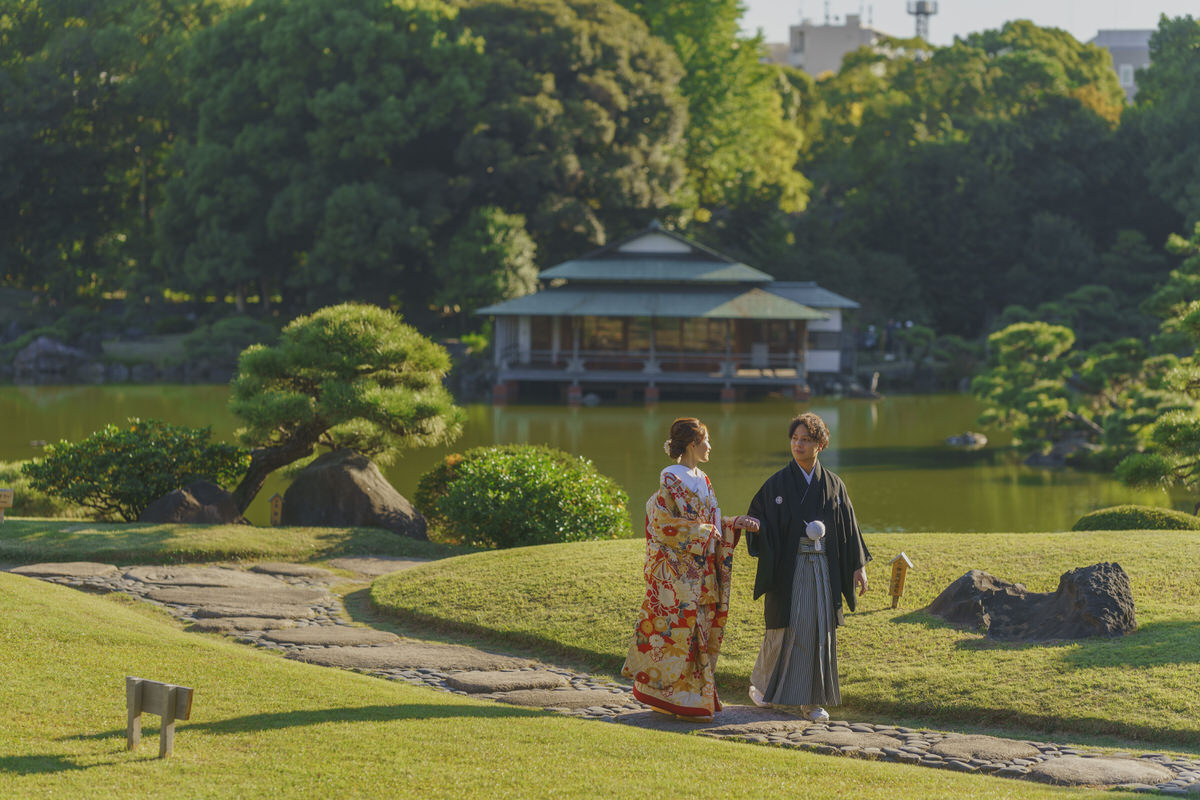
(282, 448, 427, 539)
(1072, 504, 1200, 531)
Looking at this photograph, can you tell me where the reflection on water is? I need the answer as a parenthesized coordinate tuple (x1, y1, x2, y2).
(0, 386, 1175, 532)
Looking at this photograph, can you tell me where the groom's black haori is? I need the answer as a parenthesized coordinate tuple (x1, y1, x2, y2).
(746, 459, 870, 630)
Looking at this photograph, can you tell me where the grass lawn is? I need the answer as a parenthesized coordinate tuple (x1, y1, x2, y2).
(371, 530, 1200, 751)
(0, 519, 468, 565)
(0, 573, 1117, 800)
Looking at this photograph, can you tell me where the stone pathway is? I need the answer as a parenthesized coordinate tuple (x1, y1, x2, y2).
(9, 558, 1200, 793)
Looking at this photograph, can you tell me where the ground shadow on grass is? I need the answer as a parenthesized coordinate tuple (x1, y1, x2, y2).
(890, 608, 973, 632)
(343, 587, 629, 677)
(65, 702, 540, 746)
(3, 704, 530, 776)
(0, 520, 467, 564)
(894, 608, 1200, 668)
(0, 754, 97, 775)
(1057, 619, 1200, 669)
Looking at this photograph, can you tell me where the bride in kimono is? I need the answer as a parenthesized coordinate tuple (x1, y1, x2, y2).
(622, 417, 758, 721)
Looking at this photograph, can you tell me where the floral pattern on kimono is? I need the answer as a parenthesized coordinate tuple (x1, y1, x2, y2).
(621, 467, 739, 716)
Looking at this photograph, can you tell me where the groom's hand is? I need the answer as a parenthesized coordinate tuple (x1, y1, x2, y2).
(853, 567, 868, 596)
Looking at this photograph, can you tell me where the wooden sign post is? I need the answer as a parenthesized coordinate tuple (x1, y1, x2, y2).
(126, 677, 194, 758)
(0, 488, 13, 523)
(269, 493, 283, 526)
(888, 552, 914, 609)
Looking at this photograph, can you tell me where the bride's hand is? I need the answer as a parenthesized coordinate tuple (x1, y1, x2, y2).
(736, 515, 760, 532)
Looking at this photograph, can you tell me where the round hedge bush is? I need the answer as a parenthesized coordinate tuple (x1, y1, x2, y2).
(1072, 504, 1200, 531)
(415, 444, 629, 548)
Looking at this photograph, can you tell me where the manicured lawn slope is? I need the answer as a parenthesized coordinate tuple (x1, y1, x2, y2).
(0, 574, 1102, 799)
(0, 519, 467, 564)
(371, 530, 1200, 749)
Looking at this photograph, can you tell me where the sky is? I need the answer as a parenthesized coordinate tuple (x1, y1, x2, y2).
(740, 0, 1197, 46)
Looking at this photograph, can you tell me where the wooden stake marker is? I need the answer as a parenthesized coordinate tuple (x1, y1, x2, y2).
(888, 552, 914, 609)
(126, 677, 194, 757)
(0, 487, 13, 523)
(269, 493, 283, 526)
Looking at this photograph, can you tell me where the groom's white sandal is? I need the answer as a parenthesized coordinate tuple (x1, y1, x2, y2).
(801, 705, 830, 722)
(749, 685, 772, 708)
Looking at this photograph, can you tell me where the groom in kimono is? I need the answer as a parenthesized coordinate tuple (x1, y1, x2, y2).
(743, 412, 870, 722)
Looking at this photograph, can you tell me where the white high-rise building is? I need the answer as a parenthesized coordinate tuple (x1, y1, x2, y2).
(1089, 29, 1153, 102)
(766, 13, 892, 77)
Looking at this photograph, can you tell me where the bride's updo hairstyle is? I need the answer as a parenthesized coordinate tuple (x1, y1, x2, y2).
(663, 417, 707, 458)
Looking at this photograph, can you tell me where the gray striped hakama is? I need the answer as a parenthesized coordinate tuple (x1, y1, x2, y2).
(749, 543, 840, 707)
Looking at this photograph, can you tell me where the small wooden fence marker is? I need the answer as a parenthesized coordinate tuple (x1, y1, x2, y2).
(888, 552, 914, 609)
(269, 493, 283, 526)
(0, 488, 13, 523)
(126, 677, 194, 758)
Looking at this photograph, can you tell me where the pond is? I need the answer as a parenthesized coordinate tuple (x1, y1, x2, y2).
(0, 385, 1175, 532)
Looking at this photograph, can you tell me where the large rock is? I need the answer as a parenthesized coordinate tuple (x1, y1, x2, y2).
(1024, 432, 1100, 467)
(281, 449, 426, 539)
(1028, 756, 1173, 786)
(13, 336, 88, 377)
(444, 670, 569, 694)
(928, 734, 1040, 762)
(926, 563, 1137, 641)
(138, 480, 245, 525)
(260, 627, 399, 647)
(9, 562, 120, 579)
(124, 566, 285, 589)
(145, 586, 329, 607)
(288, 643, 532, 671)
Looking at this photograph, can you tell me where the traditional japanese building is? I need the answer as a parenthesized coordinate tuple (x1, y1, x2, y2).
(478, 222, 858, 404)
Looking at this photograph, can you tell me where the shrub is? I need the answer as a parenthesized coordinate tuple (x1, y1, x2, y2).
(0, 460, 93, 519)
(182, 315, 279, 366)
(153, 314, 195, 334)
(1072, 504, 1200, 531)
(21, 419, 250, 521)
(417, 444, 629, 548)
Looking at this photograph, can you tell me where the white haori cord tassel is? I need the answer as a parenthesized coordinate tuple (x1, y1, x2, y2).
(805, 519, 826, 551)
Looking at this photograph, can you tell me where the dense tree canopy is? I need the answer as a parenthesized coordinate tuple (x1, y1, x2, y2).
(1130, 15, 1200, 227)
(2, 4, 1197, 360)
(153, 0, 689, 315)
(614, 0, 809, 217)
(1117, 224, 1200, 507)
(155, 0, 487, 314)
(0, 0, 219, 300)
(451, 0, 689, 263)
(769, 20, 1171, 334)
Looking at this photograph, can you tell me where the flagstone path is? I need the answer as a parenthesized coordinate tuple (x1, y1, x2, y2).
(9, 558, 1200, 793)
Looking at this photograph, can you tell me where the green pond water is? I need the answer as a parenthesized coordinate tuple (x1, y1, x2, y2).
(0, 385, 1175, 532)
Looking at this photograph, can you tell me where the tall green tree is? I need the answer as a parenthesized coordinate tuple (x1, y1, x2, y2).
(791, 21, 1141, 336)
(452, 0, 689, 263)
(155, 0, 487, 315)
(613, 0, 810, 218)
(228, 303, 463, 512)
(971, 322, 1079, 451)
(1129, 15, 1200, 226)
(1118, 224, 1200, 509)
(434, 205, 537, 321)
(0, 0, 219, 300)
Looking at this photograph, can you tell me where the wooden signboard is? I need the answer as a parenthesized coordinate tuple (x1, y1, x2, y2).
(0, 488, 13, 523)
(888, 552, 914, 609)
(269, 493, 283, 527)
(126, 677, 194, 758)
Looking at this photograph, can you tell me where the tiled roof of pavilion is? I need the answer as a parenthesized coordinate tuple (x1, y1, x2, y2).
(476, 285, 828, 320)
(537, 221, 773, 284)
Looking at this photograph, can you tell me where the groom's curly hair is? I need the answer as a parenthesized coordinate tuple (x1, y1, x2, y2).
(788, 412, 830, 448)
